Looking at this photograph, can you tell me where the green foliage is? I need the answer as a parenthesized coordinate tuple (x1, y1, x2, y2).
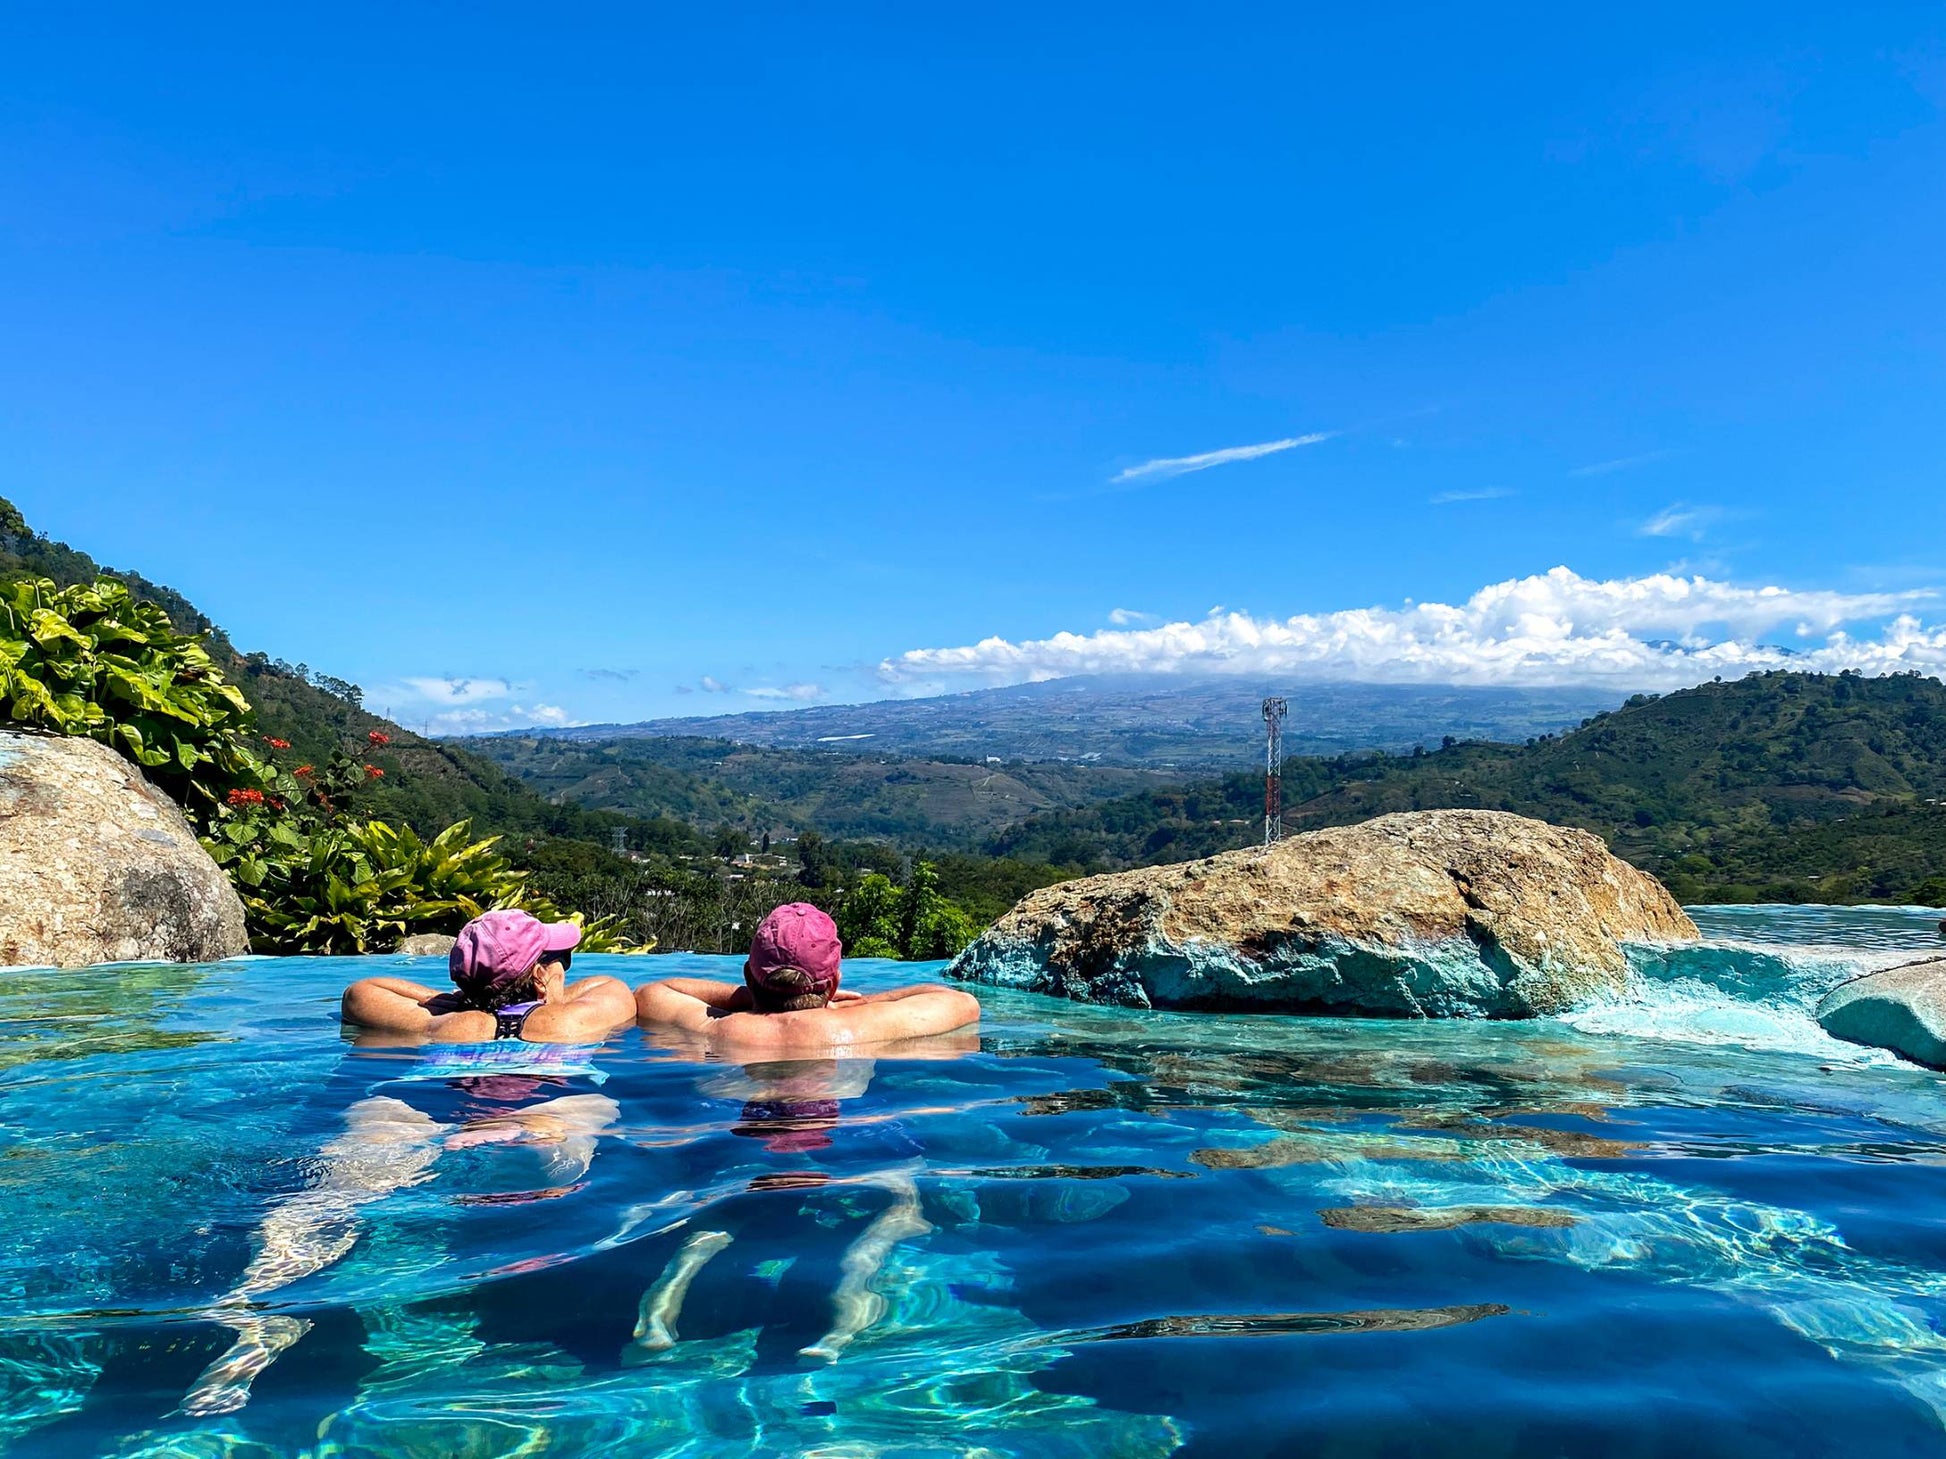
(837, 873, 903, 958)
(0, 578, 264, 809)
(205, 812, 628, 955)
(835, 860, 977, 961)
(1907, 875, 1946, 910)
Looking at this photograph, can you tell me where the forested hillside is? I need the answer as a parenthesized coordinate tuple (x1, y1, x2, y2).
(464, 733, 1178, 849)
(994, 672, 1946, 906)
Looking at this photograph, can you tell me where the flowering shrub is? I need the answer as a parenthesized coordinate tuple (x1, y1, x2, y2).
(4, 575, 634, 956)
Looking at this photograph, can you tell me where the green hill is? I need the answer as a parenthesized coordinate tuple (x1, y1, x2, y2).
(993, 671, 1946, 906)
(0, 497, 702, 858)
(463, 733, 1180, 849)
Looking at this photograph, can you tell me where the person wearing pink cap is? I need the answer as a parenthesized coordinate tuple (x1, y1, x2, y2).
(340, 908, 636, 1042)
(633, 902, 980, 1049)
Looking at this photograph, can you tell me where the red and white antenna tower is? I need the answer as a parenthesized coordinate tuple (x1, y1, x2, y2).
(1262, 696, 1287, 846)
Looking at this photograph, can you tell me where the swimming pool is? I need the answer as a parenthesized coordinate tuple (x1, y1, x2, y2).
(5, 905, 1946, 1457)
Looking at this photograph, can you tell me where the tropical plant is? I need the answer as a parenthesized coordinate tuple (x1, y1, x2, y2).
(0, 577, 266, 809)
(204, 811, 630, 955)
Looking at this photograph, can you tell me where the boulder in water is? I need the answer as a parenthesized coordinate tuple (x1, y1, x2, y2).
(1816, 958, 1946, 1068)
(397, 933, 458, 958)
(947, 809, 1696, 1018)
(0, 730, 248, 967)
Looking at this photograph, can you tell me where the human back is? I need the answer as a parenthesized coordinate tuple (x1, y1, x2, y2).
(633, 902, 980, 1052)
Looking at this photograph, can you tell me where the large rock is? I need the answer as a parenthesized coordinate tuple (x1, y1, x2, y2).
(1816, 958, 1946, 1068)
(0, 730, 248, 967)
(948, 809, 1697, 1017)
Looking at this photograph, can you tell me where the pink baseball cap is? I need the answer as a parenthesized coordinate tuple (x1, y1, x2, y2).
(450, 909, 582, 994)
(746, 903, 843, 997)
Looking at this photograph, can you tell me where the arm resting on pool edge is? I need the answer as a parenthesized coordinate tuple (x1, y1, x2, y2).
(634, 978, 752, 1028)
(343, 975, 635, 1042)
(824, 985, 981, 1041)
(341, 977, 454, 1032)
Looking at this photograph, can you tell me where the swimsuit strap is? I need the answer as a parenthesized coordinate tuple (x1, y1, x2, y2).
(492, 1000, 544, 1041)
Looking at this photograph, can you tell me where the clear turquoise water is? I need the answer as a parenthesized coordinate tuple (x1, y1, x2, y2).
(5, 906, 1946, 1457)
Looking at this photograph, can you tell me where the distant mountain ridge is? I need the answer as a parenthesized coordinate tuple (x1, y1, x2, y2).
(526, 676, 1626, 769)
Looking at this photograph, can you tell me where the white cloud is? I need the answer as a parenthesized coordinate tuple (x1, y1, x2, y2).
(698, 675, 731, 693)
(1108, 607, 1156, 625)
(397, 676, 514, 705)
(418, 703, 584, 735)
(1110, 433, 1331, 485)
(1639, 503, 1723, 540)
(746, 682, 826, 701)
(876, 567, 1945, 690)
(1430, 487, 1516, 505)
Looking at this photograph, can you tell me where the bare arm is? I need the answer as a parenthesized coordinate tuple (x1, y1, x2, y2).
(830, 985, 981, 1042)
(341, 977, 455, 1032)
(635, 978, 752, 1028)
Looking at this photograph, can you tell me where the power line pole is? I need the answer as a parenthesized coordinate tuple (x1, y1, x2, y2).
(1262, 696, 1287, 846)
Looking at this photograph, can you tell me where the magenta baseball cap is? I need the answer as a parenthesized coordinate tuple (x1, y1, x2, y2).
(746, 903, 843, 996)
(449, 909, 581, 994)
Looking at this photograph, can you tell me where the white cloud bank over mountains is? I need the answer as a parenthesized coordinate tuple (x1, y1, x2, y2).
(877, 567, 1946, 690)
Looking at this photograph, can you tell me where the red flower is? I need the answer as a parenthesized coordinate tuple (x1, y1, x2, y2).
(294, 764, 314, 777)
(263, 737, 292, 750)
(365, 764, 385, 778)
(367, 730, 392, 746)
(225, 788, 266, 808)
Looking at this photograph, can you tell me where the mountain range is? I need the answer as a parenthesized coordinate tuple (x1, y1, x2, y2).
(523, 676, 1622, 768)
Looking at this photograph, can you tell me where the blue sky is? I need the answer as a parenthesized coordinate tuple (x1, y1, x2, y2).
(4, 4, 1942, 731)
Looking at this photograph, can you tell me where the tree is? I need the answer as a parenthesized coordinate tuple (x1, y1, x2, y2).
(713, 823, 746, 860)
(835, 860, 977, 961)
(796, 830, 830, 888)
(836, 872, 901, 957)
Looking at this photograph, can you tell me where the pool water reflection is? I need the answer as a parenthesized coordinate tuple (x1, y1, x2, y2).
(3, 905, 1946, 1456)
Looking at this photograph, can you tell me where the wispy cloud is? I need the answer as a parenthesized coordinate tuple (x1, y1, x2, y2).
(1108, 607, 1157, 626)
(698, 675, 731, 693)
(398, 676, 514, 706)
(1639, 503, 1723, 540)
(429, 703, 580, 734)
(1569, 449, 1675, 478)
(581, 667, 638, 682)
(876, 567, 1943, 690)
(383, 675, 584, 734)
(1110, 433, 1331, 486)
(1430, 487, 1516, 505)
(746, 682, 826, 702)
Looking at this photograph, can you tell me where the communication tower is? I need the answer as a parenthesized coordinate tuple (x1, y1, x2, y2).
(1262, 696, 1287, 846)
(611, 826, 627, 855)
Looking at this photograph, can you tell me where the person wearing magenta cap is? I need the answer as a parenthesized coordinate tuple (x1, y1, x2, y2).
(633, 902, 981, 1049)
(340, 908, 636, 1043)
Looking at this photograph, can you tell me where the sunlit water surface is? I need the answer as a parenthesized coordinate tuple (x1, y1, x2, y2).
(6, 905, 1946, 1456)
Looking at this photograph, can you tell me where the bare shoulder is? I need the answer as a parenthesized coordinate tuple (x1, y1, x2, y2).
(524, 978, 637, 1041)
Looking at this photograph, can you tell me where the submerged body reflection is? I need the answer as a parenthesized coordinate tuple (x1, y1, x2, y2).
(630, 1028, 978, 1364)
